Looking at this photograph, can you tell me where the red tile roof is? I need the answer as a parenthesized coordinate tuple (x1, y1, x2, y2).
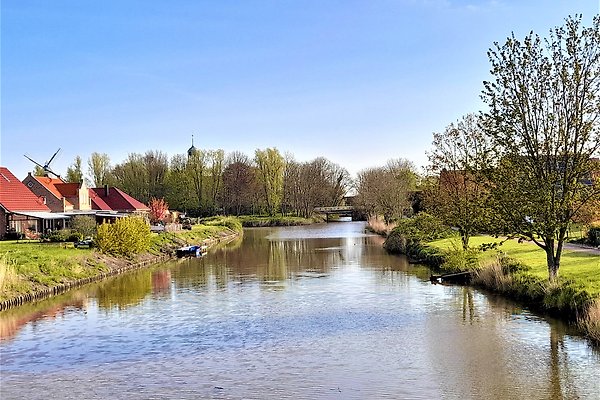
(90, 187, 149, 212)
(32, 176, 76, 207)
(55, 183, 80, 198)
(89, 189, 112, 210)
(0, 167, 51, 212)
(33, 176, 65, 199)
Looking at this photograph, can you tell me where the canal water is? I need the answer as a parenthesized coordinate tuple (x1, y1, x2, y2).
(1, 222, 599, 399)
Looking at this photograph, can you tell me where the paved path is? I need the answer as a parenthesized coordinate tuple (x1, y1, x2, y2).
(563, 242, 600, 256)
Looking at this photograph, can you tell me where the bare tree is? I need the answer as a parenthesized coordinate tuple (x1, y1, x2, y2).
(356, 159, 417, 224)
(426, 114, 493, 249)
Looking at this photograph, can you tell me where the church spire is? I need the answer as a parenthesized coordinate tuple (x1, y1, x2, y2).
(187, 134, 198, 157)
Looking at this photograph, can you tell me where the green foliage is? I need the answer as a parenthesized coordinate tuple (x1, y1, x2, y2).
(482, 15, 600, 280)
(70, 215, 97, 238)
(238, 215, 313, 227)
(200, 216, 243, 234)
(385, 212, 452, 246)
(96, 216, 151, 257)
(587, 226, 600, 247)
(46, 229, 82, 243)
(255, 148, 285, 216)
(441, 245, 480, 273)
(0, 241, 101, 300)
(65, 155, 84, 183)
(88, 152, 112, 187)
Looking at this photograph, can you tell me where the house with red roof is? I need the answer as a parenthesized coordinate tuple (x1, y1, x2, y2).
(22, 173, 91, 213)
(90, 186, 149, 213)
(0, 167, 68, 239)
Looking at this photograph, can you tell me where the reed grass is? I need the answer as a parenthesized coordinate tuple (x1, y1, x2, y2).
(579, 300, 600, 343)
(366, 217, 396, 236)
(0, 252, 20, 293)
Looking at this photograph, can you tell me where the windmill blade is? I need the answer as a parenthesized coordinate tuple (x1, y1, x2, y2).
(24, 154, 46, 169)
(45, 167, 62, 179)
(46, 148, 61, 167)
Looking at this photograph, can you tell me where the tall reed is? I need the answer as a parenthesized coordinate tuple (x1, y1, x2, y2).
(366, 217, 396, 236)
(579, 300, 600, 343)
(0, 252, 19, 294)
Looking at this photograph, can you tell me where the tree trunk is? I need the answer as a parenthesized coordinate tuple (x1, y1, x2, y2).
(459, 228, 469, 250)
(545, 242, 559, 282)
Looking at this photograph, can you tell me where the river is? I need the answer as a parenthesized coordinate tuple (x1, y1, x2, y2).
(1, 222, 599, 399)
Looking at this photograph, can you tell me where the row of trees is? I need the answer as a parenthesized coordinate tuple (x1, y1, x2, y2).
(60, 148, 353, 218)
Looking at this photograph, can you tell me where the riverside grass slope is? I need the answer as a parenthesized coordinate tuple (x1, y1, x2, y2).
(0, 219, 240, 304)
(428, 236, 600, 297)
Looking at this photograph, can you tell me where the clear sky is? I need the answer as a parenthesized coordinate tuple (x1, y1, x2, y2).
(1, 1, 598, 180)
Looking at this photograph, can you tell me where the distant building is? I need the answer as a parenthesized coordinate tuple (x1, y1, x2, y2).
(0, 167, 68, 239)
(187, 134, 199, 157)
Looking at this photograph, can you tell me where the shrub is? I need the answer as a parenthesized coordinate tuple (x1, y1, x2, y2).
(200, 216, 243, 234)
(96, 216, 151, 257)
(587, 226, 600, 246)
(384, 212, 452, 253)
(71, 215, 97, 238)
(5, 231, 24, 240)
(46, 229, 80, 242)
(441, 245, 480, 273)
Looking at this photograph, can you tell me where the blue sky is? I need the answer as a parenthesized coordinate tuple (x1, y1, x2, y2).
(1, 1, 598, 180)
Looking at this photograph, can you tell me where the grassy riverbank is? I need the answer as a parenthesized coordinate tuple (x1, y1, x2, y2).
(383, 227, 600, 342)
(238, 215, 315, 227)
(0, 219, 239, 305)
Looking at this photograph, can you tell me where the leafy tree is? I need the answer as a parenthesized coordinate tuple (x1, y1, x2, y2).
(112, 153, 147, 201)
(255, 148, 286, 216)
(187, 148, 208, 213)
(65, 156, 84, 183)
(88, 152, 112, 187)
(164, 154, 194, 212)
(426, 114, 493, 249)
(482, 15, 600, 281)
(32, 165, 45, 176)
(148, 197, 169, 224)
(70, 215, 97, 238)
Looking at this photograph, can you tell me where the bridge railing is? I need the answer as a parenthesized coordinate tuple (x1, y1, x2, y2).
(313, 206, 354, 213)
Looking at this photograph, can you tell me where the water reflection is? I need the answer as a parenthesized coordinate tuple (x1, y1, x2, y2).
(95, 270, 153, 310)
(0, 292, 88, 341)
(1, 222, 599, 399)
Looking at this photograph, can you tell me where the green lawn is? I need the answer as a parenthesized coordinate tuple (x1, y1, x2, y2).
(238, 215, 314, 227)
(1, 221, 240, 302)
(0, 240, 102, 300)
(428, 236, 600, 296)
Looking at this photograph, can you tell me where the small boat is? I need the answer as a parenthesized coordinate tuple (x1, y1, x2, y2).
(176, 244, 208, 258)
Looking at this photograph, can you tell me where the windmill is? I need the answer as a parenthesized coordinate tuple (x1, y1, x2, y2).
(24, 148, 62, 178)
